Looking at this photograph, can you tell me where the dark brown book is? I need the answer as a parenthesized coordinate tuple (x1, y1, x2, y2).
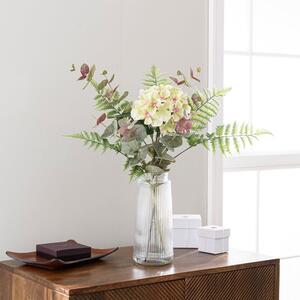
(36, 240, 91, 261)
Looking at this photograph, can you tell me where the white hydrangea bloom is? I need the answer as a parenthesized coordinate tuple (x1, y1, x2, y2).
(131, 85, 191, 131)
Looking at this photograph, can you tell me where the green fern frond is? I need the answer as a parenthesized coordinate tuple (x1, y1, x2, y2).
(240, 136, 246, 148)
(218, 137, 225, 154)
(191, 88, 232, 132)
(143, 65, 170, 87)
(246, 135, 253, 145)
(225, 137, 231, 154)
(254, 128, 273, 136)
(233, 137, 240, 153)
(124, 159, 130, 170)
(232, 121, 237, 135)
(240, 122, 246, 135)
(196, 122, 272, 155)
(66, 132, 123, 155)
(78, 70, 132, 119)
(191, 88, 227, 131)
(225, 123, 231, 135)
(216, 125, 224, 136)
(129, 165, 146, 181)
(94, 90, 131, 119)
(245, 123, 249, 135)
(202, 139, 210, 151)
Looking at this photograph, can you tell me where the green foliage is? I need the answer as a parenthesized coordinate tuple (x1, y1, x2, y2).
(78, 65, 132, 120)
(144, 65, 170, 87)
(87, 65, 96, 81)
(145, 165, 165, 175)
(197, 122, 272, 155)
(157, 152, 175, 162)
(129, 165, 146, 181)
(187, 134, 204, 146)
(66, 131, 122, 154)
(161, 135, 183, 149)
(121, 140, 140, 156)
(131, 125, 147, 142)
(191, 88, 231, 131)
(128, 146, 148, 166)
(69, 64, 271, 180)
(94, 90, 131, 120)
(101, 121, 117, 138)
(70, 64, 75, 72)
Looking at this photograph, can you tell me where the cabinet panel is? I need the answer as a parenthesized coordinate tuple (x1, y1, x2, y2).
(186, 265, 277, 300)
(0, 269, 11, 300)
(71, 280, 184, 300)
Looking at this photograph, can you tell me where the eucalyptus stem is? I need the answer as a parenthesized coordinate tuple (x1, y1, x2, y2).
(145, 177, 165, 263)
(174, 145, 194, 158)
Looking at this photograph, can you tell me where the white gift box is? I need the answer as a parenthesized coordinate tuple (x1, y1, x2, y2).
(198, 225, 230, 254)
(173, 214, 202, 248)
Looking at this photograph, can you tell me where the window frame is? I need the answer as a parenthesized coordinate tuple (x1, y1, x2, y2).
(207, 0, 224, 225)
(210, 0, 300, 225)
(221, 0, 300, 257)
(223, 0, 300, 169)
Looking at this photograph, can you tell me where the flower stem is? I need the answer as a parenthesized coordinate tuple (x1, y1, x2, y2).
(174, 145, 194, 159)
(145, 177, 165, 263)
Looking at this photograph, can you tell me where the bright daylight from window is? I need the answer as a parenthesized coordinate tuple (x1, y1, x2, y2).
(223, 0, 300, 298)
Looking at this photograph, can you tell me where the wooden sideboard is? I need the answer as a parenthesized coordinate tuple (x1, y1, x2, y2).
(0, 247, 279, 300)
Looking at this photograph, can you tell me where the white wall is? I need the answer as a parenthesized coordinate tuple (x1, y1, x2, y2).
(0, 0, 209, 259)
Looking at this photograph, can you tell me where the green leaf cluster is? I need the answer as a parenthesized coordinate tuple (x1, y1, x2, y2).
(188, 122, 272, 155)
(144, 65, 170, 87)
(81, 66, 132, 120)
(161, 135, 183, 149)
(66, 131, 122, 154)
(68, 64, 272, 180)
(191, 88, 231, 131)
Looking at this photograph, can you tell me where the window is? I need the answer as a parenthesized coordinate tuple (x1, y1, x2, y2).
(223, 0, 300, 260)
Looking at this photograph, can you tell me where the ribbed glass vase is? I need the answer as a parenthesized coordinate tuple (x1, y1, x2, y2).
(133, 172, 173, 266)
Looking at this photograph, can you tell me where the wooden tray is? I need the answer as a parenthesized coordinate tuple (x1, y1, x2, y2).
(6, 240, 119, 270)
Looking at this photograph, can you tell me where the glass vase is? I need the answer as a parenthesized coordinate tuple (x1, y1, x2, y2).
(133, 173, 173, 266)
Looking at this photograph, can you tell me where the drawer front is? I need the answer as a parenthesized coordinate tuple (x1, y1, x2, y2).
(71, 279, 184, 300)
(186, 264, 278, 300)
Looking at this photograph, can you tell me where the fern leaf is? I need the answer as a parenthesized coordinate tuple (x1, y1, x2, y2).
(210, 139, 216, 153)
(124, 159, 130, 170)
(225, 137, 231, 154)
(233, 137, 240, 153)
(255, 128, 272, 136)
(245, 123, 249, 135)
(214, 87, 232, 97)
(240, 122, 246, 135)
(143, 65, 170, 87)
(202, 139, 210, 151)
(232, 121, 237, 135)
(207, 101, 219, 112)
(225, 124, 231, 135)
(218, 137, 225, 154)
(93, 86, 131, 119)
(240, 136, 246, 148)
(207, 122, 271, 154)
(246, 135, 253, 145)
(216, 125, 224, 136)
(65, 131, 124, 155)
(129, 165, 146, 181)
(191, 88, 227, 130)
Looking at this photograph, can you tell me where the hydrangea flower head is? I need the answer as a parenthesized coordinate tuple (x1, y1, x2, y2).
(131, 84, 191, 132)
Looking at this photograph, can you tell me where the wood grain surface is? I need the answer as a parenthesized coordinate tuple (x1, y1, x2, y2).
(0, 247, 279, 299)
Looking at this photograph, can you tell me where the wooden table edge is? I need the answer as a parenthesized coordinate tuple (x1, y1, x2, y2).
(0, 257, 279, 296)
(68, 258, 280, 295)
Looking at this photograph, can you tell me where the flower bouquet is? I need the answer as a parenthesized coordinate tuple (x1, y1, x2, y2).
(68, 64, 270, 265)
